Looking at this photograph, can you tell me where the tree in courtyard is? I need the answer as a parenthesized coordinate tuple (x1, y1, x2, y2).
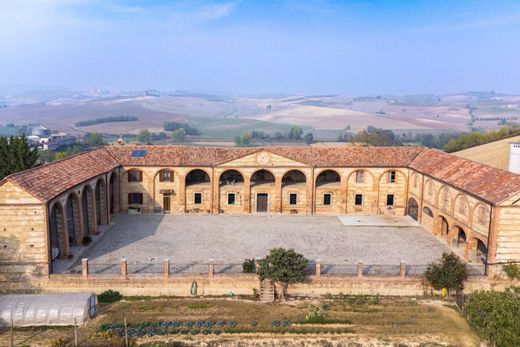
(0, 135, 39, 180)
(464, 288, 520, 347)
(257, 248, 308, 300)
(424, 252, 468, 294)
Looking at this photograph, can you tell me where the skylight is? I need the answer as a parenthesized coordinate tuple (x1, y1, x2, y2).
(130, 149, 147, 158)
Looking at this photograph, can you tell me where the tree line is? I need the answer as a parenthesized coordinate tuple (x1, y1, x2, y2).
(234, 126, 314, 147)
(75, 115, 138, 127)
(443, 125, 520, 153)
(0, 135, 39, 180)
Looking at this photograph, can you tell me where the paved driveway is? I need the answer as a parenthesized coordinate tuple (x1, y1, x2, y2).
(74, 214, 451, 274)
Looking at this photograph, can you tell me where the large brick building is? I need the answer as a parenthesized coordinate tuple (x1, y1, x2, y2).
(1, 145, 520, 280)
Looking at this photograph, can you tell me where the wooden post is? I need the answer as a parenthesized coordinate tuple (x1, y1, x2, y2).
(121, 258, 127, 278)
(400, 262, 406, 278)
(82, 258, 89, 278)
(315, 260, 321, 279)
(163, 258, 170, 279)
(74, 317, 78, 347)
(357, 262, 364, 278)
(10, 311, 13, 347)
(124, 317, 129, 347)
(208, 259, 214, 279)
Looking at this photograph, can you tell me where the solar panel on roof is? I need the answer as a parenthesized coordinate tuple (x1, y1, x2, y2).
(130, 149, 147, 158)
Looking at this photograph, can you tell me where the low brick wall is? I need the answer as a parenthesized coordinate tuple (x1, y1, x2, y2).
(0, 273, 502, 297)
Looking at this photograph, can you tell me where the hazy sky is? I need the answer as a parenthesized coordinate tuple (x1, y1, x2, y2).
(1, 0, 520, 95)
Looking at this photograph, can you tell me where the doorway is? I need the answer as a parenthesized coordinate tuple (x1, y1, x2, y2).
(256, 193, 268, 212)
(163, 195, 171, 214)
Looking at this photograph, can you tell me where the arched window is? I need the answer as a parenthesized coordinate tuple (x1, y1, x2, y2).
(476, 205, 488, 225)
(159, 170, 173, 182)
(457, 196, 468, 214)
(422, 206, 433, 217)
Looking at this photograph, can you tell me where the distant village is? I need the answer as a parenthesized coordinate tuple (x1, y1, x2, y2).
(0, 123, 76, 151)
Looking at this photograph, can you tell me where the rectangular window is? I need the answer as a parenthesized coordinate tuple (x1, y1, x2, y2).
(160, 171, 173, 182)
(323, 194, 331, 206)
(355, 171, 364, 183)
(227, 193, 236, 205)
(386, 194, 395, 206)
(389, 171, 396, 183)
(128, 193, 143, 205)
(194, 193, 202, 204)
(355, 194, 363, 206)
(128, 170, 142, 182)
(289, 193, 297, 206)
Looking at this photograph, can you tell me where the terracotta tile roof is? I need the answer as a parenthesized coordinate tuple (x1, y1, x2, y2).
(5, 147, 119, 202)
(409, 149, 520, 205)
(5, 144, 520, 206)
(105, 145, 424, 167)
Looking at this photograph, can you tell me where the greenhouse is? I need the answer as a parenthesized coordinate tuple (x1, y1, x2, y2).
(0, 293, 96, 327)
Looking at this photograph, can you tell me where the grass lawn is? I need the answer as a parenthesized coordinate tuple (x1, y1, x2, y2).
(1, 296, 478, 347)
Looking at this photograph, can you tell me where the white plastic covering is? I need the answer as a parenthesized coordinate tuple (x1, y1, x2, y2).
(0, 293, 97, 327)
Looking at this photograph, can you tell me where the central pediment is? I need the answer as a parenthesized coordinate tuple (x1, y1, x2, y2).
(217, 150, 309, 168)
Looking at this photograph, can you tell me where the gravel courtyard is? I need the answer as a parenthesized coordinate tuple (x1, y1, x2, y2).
(73, 214, 453, 274)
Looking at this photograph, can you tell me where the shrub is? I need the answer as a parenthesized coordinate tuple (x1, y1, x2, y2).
(81, 235, 92, 246)
(503, 261, 520, 280)
(98, 289, 123, 303)
(464, 288, 520, 346)
(50, 337, 65, 347)
(242, 258, 256, 273)
(306, 304, 329, 321)
(425, 252, 468, 294)
(187, 303, 213, 310)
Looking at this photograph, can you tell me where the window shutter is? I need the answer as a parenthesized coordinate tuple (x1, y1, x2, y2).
(139, 171, 143, 182)
(170, 171, 174, 182)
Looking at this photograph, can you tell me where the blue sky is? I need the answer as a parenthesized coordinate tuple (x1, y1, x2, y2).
(1, 0, 520, 95)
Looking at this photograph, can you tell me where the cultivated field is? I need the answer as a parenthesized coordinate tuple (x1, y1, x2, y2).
(0, 297, 479, 346)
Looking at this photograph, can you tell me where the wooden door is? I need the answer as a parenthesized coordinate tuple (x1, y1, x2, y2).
(256, 193, 268, 212)
(163, 195, 171, 214)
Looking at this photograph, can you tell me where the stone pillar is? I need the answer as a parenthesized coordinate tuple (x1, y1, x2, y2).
(178, 174, 186, 213)
(464, 239, 477, 262)
(244, 176, 251, 213)
(89, 188, 98, 233)
(306, 172, 313, 215)
(208, 259, 214, 279)
(399, 262, 406, 278)
(255, 257, 262, 273)
(315, 260, 321, 279)
(275, 176, 282, 213)
(357, 262, 364, 278)
(340, 174, 348, 214)
(81, 258, 89, 278)
(163, 258, 170, 279)
(121, 258, 127, 278)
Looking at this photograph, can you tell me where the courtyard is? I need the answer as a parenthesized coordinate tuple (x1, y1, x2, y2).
(65, 214, 469, 276)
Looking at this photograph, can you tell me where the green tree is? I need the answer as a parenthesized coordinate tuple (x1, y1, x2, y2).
(171, 128, 187, 143)
(257, 248, 309, 300)
(83, 132, 105, 147)
(234, 133, 252, 147)
(464, 288, 520, 347)
(54, 152, 67, 161)
(288, 126, 303, 140)
(425, 252, 468, 294)
(303, 132, 314, 144)
(0, 135, 39, 180)
(137, 129, 152, 144)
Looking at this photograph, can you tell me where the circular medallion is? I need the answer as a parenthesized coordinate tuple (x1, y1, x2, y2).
(256, 152, 271, 165)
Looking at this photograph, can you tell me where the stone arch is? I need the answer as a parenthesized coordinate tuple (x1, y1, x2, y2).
(436, 215, 450, 236)
(127, 168, 143, 182)
(476, 238, 488, 264)
(377, 169, 407, 214)
(185, 168, 212, 213)
(218, 169, 245, 213)
(49, 202, 67, 260)
(407, 197, 419, 220)
(455, 194, 469, 215)
(250, 169, 276, 213)
(95, 179, 107, 225)
(347, 169, 374, 213)
(316, 169, 341, 187)
(81, 185, 95, 235)
(455, 226, 467, 247)
(425, 179, 435, 203)
(472, 203, 489, 226)
(422, 206, 433, 217)
(108, 171, 120, 215)
(281, 170, 307, 213)
(65, 193, 82, 246)
(377, 169, 407, 185)
(437, 186, 451, 212)
(411, 172, 419, 188)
